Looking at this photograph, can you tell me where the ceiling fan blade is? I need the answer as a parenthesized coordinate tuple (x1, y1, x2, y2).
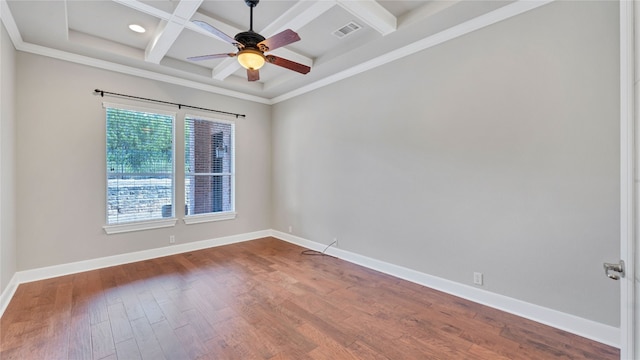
(247, 69, 260, 82)
(187, 53, 236, 61)
(192, 20, 242, 48)
(258, 29, 300, 52)
(265, 55, 310, 74)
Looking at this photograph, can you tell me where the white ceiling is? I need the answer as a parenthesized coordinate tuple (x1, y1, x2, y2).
(1, 0, 541, 104)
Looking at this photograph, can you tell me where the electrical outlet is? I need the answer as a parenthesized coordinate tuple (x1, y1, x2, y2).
(169, 235, 175, 244)
(473, 272, 483, 285)
(288, 225, 292, 233)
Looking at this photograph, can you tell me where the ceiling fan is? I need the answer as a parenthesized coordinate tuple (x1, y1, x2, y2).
(188, 0, 311, 82)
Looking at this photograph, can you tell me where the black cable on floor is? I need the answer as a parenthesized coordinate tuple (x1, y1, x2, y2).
(301, 241, 337, 258)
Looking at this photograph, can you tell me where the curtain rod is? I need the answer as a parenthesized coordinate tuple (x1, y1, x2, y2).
(94, 89, 246, 118)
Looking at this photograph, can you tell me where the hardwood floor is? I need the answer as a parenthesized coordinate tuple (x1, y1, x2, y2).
(1, 237, 619, 359)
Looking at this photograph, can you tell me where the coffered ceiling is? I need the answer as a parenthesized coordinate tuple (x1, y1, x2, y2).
(1, 0, 547, 103)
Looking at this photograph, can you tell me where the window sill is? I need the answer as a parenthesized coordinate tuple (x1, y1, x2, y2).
(183, 212, 236, 225)
(103, 218, 177, 234)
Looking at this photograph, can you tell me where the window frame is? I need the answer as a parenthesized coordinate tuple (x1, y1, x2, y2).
(183, 114, 236, 225)
(102, 102, 177, 234)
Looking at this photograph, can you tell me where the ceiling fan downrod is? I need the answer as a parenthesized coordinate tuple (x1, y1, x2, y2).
(245, 0, 259, 32)
(234, 0, 265, 48)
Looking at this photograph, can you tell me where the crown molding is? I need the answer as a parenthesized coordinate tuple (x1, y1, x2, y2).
(271, 0, 554, 104)
(2, 1, 555, 104)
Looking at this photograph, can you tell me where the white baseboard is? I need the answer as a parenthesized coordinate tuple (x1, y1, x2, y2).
(270, 230, 620, 348)
(0, 229, 271, 319)
(1, 229, 620, 349)
(0, 273, 19, 317)
(16, 230, 271, 285)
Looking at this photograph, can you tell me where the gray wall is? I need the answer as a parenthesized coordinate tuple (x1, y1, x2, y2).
(272, 1, 620, 326)
(2, 0, 624, 330)
(15, 53, 272, 270)
(0, 22, 17, 295)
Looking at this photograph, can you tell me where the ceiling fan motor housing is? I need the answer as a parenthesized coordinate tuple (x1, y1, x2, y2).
(235, 31, 266, 50)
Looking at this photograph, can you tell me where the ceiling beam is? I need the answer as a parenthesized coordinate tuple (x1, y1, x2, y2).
(113, 0, 314, 82)
(336, 0, 396, 35)
(113, 0, 244, 62)
(0, 0, 24, 44)
(262, 0, 335, 37)
(182, 12, 245, 80)
(399, 1, 461, 27)
(145, 0, 203, 64)
(212, 58, 242, 81)
(186, 13, 245, 48)
(112, 0, 171, 20)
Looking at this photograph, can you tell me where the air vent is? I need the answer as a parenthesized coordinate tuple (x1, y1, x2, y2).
(333, 21, 362, 39)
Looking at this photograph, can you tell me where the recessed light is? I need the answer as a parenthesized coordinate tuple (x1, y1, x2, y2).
(128, 24, 146, 33)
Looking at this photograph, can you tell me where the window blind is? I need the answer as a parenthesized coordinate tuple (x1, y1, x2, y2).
(106, 105, 175, 225)
(184, 115, 235, 216)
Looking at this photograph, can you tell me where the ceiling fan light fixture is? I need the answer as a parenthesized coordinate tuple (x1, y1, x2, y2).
(237, 49, 265, 70)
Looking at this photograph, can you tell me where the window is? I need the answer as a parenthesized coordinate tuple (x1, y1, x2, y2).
(184, 115, 235, 223)
(104, 103, 175, 230)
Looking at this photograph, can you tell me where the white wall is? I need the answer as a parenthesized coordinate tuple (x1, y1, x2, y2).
(14, 53, 272, 270)
(272, 1, 620, 326)
(0, 22, 17, 296)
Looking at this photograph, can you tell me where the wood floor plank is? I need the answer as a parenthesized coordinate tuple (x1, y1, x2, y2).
(42, 282, 73, 359)
(346, 340, 390, 360)
(202, 336, 244, 359)
(190, 277, 230, 312)
(288, 292, 352, 324)
(150, 319, 190, 359)
(180, 308, 217, 342)
(99, 267, 123, 306)
(297, 322, 358, 360)
(70, 273, 91, 319)
(156, 296, 189, 330)
(107, 302, 134, 344)
(111, 268, 147, 322)
(116, 284, 147, 322)
(136, 290, 165, 325)
(129, 317, 166, 360)
(468, 343, 514, 360)
(207, 316, 274, 359)
(67, 313, 93, 360)
(173, 323, 209, 359)
(243, 303, 317, 354)
(114, 337, 142, 360)
(0, 237, 620, 359)
(86, 272, 109, 326)
(280, 299, 356, 347)
(90, 320, 116, 359)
